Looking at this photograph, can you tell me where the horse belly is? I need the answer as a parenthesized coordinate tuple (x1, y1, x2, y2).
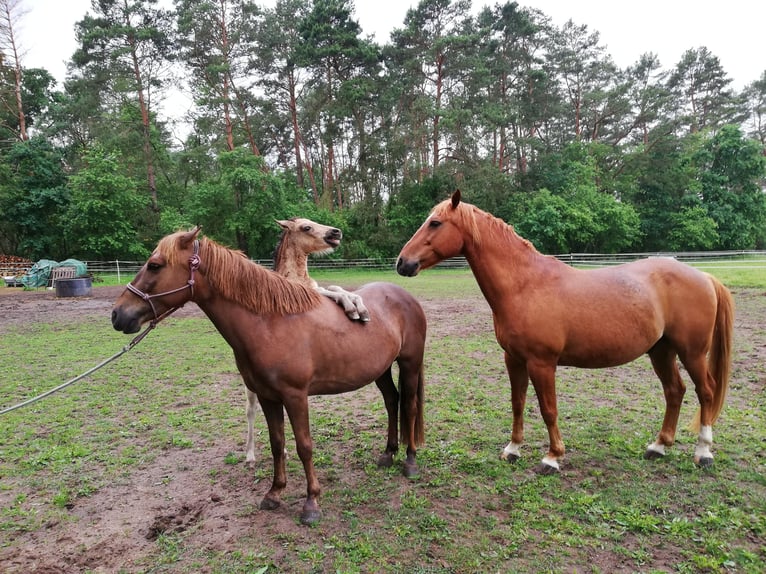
(558, 316, 661, 368)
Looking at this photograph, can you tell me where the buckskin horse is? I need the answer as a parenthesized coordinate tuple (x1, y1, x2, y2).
(112, 227, 426, 524)
(397, 190, 733, 474)
(241, 217, 370, 465)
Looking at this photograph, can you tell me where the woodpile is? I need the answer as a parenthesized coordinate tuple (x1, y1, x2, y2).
(0, 254, 33, 277)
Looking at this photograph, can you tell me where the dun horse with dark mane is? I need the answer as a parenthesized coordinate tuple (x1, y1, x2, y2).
(112, 227, 426, 524)
(397, 190, 733, 474)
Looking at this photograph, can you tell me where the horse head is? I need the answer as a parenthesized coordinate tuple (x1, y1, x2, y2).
(396, 190, 466, 276)
(111, 226, 202, 334)
(276, 217, 342, 256)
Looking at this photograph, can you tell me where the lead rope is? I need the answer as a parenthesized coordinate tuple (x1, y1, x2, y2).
(0, 320, 161, 416)
(0, 243, 201, 416)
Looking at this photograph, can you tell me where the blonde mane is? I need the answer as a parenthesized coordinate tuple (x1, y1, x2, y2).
(431, 198, 539, 254)
(157, 232, 322, 315)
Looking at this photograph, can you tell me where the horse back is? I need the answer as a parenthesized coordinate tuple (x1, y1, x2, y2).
(234, 282, 425, 397)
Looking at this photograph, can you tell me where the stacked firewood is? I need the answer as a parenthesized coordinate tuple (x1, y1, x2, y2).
(0, 254, 33, 277)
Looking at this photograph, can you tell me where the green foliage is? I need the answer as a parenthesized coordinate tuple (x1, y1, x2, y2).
(695, 125, 766, 249)
(0, 138, 71, 259)
(65, 145, 150, 259)
(185, 149, 311, 257)
(666, 205, 719, 251)
(385, 173, 457, 249)
(2, 2, 765, 260)
(517, 143, 641, 253)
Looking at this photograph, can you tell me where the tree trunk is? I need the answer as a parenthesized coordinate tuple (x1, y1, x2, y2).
(126, 26, 158, 210)
(2, 0, 27, 141)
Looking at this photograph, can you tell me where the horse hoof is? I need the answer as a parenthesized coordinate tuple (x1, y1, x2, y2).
(259, 497, 280, 511)
(300, 509, 321, 526)
(502, 453, 520, 464)
(644, 449, 665, 461)
(377, 453, 394, 468)
(534, 462, 560, 476)
(403, 462, 419, 480)
(696, 456, 714, 469)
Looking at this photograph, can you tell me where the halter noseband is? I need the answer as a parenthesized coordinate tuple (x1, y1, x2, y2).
(126, 239, 201, 323)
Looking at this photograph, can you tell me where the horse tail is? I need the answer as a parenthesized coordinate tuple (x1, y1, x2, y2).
(690, 276, 734, 433)
(400, 363, 426, 447)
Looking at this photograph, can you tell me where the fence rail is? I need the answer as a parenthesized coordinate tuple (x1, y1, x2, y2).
(3, 251, 766, 283)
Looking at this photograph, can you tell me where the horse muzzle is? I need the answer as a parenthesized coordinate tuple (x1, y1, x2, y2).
(396, 257, 420, 277)
(111, 306, 144, 334)
(324, 228, 342, 248)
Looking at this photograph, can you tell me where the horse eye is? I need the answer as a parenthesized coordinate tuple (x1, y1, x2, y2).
(147, 262, 162, 271)
(428, 220, 442, 228)
(301, 226, 311, 232)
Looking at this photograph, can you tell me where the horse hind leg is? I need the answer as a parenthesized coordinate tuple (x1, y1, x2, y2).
(397, 358, 424, 479)
(645, 341, 686, 460)
(375, 367, 400, 469)
(680, 353, 717, 468)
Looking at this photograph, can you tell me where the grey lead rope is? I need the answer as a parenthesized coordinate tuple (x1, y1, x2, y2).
(0, 320, 158, 416)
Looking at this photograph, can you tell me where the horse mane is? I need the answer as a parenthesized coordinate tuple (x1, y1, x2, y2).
(158, 232, 322, 315)
(272, 223, 292, 271)
(432, 197, 540, 254)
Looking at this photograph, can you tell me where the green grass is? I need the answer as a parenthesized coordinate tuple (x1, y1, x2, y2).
(1, 266, 765, 573)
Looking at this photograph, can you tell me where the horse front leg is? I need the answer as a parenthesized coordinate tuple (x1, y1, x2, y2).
(320, 286, 370, 322)
(283, 397, 322, 525)
(257, 396, 287, 511)
(528, 360, 564, 474)
(375, 368, 400, 468)
(500, 354, 529, 463)
(245, 389, 257, 466)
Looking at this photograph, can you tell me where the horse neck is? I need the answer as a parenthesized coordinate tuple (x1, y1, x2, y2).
(274, 240, 314, 287)
(461, 219, 548, 307)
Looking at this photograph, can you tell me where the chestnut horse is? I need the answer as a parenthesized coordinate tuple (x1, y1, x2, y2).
(397, 190, 733, 474)
(242, 217, 370, 465)
(112, 227, 426, 524)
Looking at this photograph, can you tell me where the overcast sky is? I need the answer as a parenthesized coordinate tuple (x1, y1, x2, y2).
(20, 0, 766, 91)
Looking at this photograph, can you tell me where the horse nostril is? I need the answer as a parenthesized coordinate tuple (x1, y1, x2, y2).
(396, 257, 419, 277)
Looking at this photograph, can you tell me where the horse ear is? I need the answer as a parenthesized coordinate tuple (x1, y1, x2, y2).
(451, 189, 462, 209)
(179, 226, 201, 248)
(276, 219, 289, 230)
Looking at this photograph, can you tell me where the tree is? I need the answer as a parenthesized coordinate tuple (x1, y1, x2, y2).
(695, 125, 766, 248)
(252, 0, 314, 191)
(518, 142, 640, 252)
(66, 145, 149, 259)
(742, 70, 766, 151)
(0, 137, 69, 258)
(666, 47, 744, 134)
(175, 0, 264, 156)
(546, 19, 617, 146)
(72, 0, 176, 211)
(185, 148, 308, 256)
(0, 0, 29, 141)
(388, 0, 473, 176)
(297, 0, 380, 209)
(473, 3, 553, 175)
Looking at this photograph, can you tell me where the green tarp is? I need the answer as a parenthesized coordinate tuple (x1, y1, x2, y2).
(19, 259, 87, 288)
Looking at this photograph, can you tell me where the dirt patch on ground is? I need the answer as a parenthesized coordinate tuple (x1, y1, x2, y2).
(1, 284, 763, 573)
(0, 285, 494, 573)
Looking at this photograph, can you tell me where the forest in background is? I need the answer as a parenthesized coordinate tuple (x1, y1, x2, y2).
(1, 0, 765, 261)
